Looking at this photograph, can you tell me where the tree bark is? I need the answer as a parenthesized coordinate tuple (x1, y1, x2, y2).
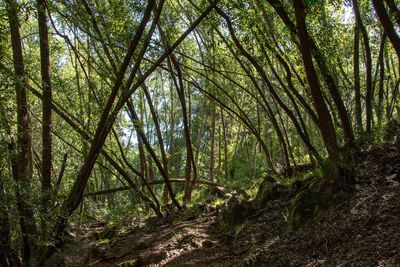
(37, 0, 53, 238)
(385, 0, 400, 28)
(353, 18, 362, 131)
(126, 100, 181, 210)
(377, 34, 387, 126)
(292, 0, 340, 180)
(158, 23, 198, 202)
(267, 0, 355, 148)
(352, 0, 372, 132)
(373, 0, 400, 60)
(6, 0, 38, 265)
(0, 142, 22, 267)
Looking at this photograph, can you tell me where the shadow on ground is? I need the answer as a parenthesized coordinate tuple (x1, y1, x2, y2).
(55, 144, 400, 267)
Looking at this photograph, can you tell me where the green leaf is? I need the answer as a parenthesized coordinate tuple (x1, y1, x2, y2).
(305, 0, 319, 7)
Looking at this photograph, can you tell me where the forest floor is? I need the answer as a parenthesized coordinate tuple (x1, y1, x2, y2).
(48, 143, 400, 267)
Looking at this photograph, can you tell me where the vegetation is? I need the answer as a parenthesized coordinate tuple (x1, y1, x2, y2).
(0, 0, 399, 266)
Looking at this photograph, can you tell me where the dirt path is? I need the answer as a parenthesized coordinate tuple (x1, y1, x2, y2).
(50, 144, 400, 267)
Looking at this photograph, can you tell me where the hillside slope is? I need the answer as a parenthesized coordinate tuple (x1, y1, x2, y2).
(47, 144, 400, 267)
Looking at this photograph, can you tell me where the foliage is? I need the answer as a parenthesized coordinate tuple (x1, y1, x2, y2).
(1, 0, 399, 264)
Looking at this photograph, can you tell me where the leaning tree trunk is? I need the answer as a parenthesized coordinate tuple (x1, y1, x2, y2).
(266, 0, 355, 149)
(373, 0, 400, 63)
(385, 0, 400, 29)
(292, 0, 340, 181)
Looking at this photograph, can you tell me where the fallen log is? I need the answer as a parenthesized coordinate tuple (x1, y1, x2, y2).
(85, 179, 224, 197)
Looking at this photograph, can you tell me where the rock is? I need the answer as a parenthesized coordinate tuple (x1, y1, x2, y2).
(254, 176, 286, 207)
(218, 193, 255, 231)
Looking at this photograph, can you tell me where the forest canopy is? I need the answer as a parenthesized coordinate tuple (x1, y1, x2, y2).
(0, 0, 399, 266)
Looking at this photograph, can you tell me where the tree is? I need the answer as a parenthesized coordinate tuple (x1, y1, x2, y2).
(37, 0, 53, 238)
(1, 0, 399, 265)
(292, 0, 340, 180)
(6, 0, 37, 265)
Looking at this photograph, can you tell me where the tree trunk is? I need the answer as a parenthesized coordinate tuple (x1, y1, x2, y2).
(352, 0, 372, 132)
(126, 100, 181, 210)
(141, 79, 170, 203)
(292, 0, 340, 180)
(6, 0, 38, 265)
(377, 34, 387, 126)
(373, 0, 400, 61)
(353, 18, 362, 131)
(37, 0, 53, 239)
(0, 142, 22, 267)
(267, 0, 355, 148)
(209, 104, 216, 182)
(385, 0, 400, 28)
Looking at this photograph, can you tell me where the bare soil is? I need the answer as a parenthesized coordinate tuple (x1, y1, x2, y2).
(50, 144, 400, 267)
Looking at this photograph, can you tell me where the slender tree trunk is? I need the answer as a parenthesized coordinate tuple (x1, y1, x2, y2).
(141, 78, 170, 203)
(157, 24, 197, 201)
(385, 0, 400, 28)
(293, 0, 340, 180)
(6, 1, 38, 265)
(126, 100, 181, 210)
(37, 0, 53, 238)
(377, 34, 387, 126)
(267, 0, 355, 148)
(352, 0, 372, 132)
(173, 64, 197, 202)
(209, 104, 216, 182)
(221, 108, 229, 180)
(353, 19, 362, 131)
(373, 0, 400, 62)
(53, 153, 68, 202)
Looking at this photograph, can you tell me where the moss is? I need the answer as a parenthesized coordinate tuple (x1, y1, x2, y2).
(99, 228, 113, 240)
(286, 180, 346, 232)
(96, 238, 111, 245)
(209, 198, 225, 208)
(176, 204, 204, 222)
(253, 176, 284, 207)
(218, 220, 231, 232)
(218, 194, 255, 232)
(234, 221, 248, 236)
